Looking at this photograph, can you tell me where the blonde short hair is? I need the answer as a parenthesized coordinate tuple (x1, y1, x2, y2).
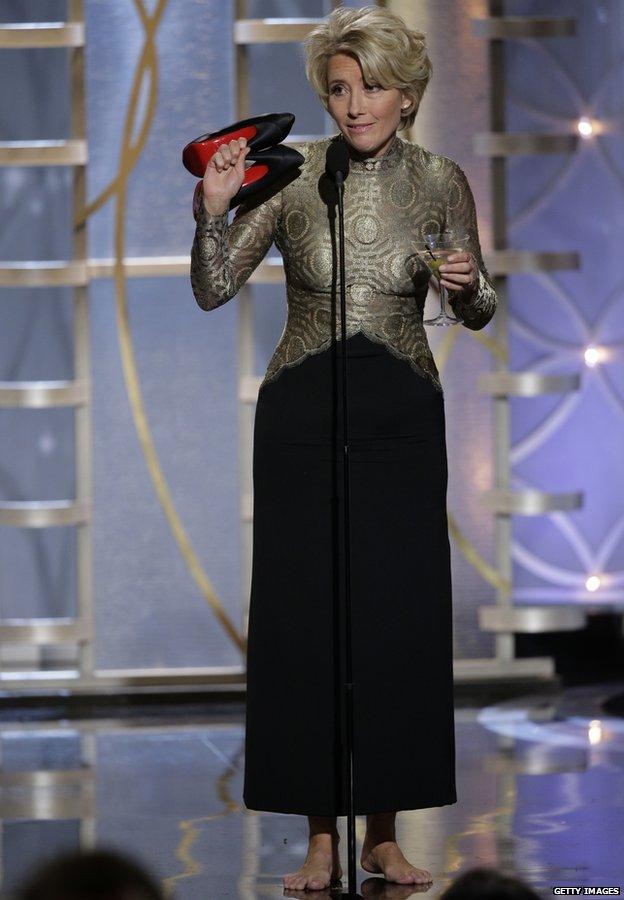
(302, 5, 432, 132)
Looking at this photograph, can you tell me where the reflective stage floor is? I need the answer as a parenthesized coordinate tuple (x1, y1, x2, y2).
(1, 681, 623, 899)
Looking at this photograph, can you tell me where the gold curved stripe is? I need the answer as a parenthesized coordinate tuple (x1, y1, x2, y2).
(73, 4, 160, 230)
(433, 316, 460, 372)
(86, 0, 245, 654)
(161, 746, 242, 897)
(474, 330, 507, 363)
(447, 512, 510, 594)
(431, 292, 507, 366)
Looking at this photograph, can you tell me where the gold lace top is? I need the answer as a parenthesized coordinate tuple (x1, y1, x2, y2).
(190, 132, 498, 395)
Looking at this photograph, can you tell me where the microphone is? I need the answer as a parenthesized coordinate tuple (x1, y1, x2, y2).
(325, 139, 350, 188)
(325, 134, 362, 900)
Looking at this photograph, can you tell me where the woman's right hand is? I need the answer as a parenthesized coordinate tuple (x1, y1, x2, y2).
(202, 137, 251, 215)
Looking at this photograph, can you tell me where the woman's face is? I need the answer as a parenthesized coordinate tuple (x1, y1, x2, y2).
(326, 52, 409, 159)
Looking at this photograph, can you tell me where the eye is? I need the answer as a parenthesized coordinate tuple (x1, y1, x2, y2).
(329, 85, 345, 95)
(364, 83, 381, 92)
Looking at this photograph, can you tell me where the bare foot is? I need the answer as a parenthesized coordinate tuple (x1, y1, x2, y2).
(361, 839, 433, 885)
(283, 832, 342, 892)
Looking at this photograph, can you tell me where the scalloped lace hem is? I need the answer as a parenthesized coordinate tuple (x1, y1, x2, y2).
(258, 328, 444, 396)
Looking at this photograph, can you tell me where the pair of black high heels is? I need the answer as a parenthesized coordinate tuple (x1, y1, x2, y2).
(182, 112, 304, 216)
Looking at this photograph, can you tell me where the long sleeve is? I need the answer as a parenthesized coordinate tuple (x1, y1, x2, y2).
(444, 161, 498, 331)
(190, 188, 282, 311)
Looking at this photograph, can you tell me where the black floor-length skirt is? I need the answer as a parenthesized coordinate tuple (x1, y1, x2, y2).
(243, 331, 457, 816)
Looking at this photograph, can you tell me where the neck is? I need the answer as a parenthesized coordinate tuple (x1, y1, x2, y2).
(341, 131, 398, 161)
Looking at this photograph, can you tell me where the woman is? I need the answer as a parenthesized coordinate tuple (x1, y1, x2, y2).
(190, 5, 497, 892)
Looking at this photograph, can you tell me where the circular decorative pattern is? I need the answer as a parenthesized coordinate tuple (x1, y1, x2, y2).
(389, 251, 417, 283)
(446, 175, 462, 211)
(389, 178, 416, 210)
(285, 208, 310, 242)
(422, 149, 444, 173)
(308, 245, 334, 281)
(421, 220, 443, 240)
(349, 283, 374, 304)
(353, 214, 379, 244)
(200, 236, 218, 259)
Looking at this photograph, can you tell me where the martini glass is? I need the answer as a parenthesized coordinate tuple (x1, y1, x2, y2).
(416, 230, 470, 326)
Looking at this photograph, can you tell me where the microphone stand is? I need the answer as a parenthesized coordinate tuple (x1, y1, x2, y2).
(334, 169, 363, 900)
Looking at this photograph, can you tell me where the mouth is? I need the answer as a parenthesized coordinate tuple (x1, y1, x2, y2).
(347, 123, 374, 133)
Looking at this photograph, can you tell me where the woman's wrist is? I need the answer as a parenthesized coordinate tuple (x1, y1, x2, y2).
(202, 196, 229, 217)
(456, 274, 479, 304)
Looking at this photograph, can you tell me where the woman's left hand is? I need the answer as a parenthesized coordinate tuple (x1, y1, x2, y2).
(439, 252, 478, 299)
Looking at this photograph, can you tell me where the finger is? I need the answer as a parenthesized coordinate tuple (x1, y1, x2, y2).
(441, 273, 473, 286)
(227, 138, 241, 161)
(449, 272, 473, 282)
(219, 142, 239, 167)
(212, 147, 235, 172)
(233, 149, 245, 174)
(220, 144, 233, 164)
(443, 252, 474, 268)
(212, 149, 226, 171)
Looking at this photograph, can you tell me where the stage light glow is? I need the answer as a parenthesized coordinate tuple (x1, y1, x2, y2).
(585, 575, 601, 592)
(588, 719, 603, 745)
(584, 346, 606, 367)
(577, 116, 594, 137)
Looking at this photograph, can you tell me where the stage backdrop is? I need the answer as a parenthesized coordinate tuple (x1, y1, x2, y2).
(1, 0, 621, 674)
(504, 0, 624, 608)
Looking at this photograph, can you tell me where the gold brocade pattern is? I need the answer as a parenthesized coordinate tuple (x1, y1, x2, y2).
(190, 133, 498, 395)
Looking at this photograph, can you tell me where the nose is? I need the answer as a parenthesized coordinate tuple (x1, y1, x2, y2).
(347, 88, 368, 118)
